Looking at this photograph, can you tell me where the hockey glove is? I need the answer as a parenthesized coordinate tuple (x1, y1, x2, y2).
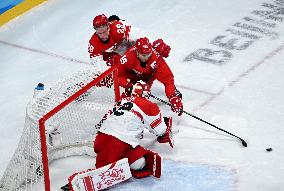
(152, 39, 171, 58)
(169, 95, 183, 116)
(102, 51, 118, 61)
(157, 117, 174, 148)
(106, 54, 121, 66)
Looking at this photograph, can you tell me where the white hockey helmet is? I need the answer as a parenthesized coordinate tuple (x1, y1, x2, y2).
(131, 80, 150, 97)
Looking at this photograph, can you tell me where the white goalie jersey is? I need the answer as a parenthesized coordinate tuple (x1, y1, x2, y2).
(97, 96, 167, 148)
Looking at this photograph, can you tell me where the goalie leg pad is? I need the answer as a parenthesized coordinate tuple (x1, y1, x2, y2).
(94, 133, 131, 168)
(130, 157, 146, 170)
(144, 150, 162, 178)
(127, 145, 148, 164)
(68, 158, 132, 191)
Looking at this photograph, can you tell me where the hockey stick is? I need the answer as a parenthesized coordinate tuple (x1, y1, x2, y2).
(149, 93, 248, 147)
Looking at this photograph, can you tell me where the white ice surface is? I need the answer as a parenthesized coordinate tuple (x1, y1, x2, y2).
(1, 0, 284, 190)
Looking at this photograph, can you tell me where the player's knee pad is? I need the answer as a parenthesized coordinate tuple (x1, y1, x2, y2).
(130, 157, 146, 170)
(127, 145, 148, 164)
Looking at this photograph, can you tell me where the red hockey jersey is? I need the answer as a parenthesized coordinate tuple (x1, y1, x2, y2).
(118, 47, 176, 98)
(88, 20, 131, 60)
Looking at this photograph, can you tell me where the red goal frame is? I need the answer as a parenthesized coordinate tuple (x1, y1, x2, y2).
(38, 66, 120, 191)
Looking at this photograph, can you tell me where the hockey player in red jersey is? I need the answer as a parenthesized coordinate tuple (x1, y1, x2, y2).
(88, 14, 172, 73)
(94, 81, 174, 178)
(117, 37, 183, 115)
(88, 14, 140, 72)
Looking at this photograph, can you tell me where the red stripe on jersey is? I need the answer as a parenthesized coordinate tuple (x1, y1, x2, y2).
(150, 113, 162, 129)
(131, 109, 144, 123)
(83, 176, 95, 191)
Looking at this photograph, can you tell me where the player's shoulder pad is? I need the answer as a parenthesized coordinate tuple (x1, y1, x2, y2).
(110, 20, 127, 39)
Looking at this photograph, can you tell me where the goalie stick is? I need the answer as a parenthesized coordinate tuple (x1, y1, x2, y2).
(149, 93, 248, 147)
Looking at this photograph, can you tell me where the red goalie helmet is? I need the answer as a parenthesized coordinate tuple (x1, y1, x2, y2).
(93, 14, 108, 28)
(131, 81, 150, 97)
(135, 37, 152, 55)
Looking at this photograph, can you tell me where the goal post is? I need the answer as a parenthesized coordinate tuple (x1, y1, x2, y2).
(0, 66, 120, 191)
(39, 66, 120, 191)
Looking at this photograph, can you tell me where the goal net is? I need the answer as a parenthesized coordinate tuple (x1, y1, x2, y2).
(0, 66, 120, 191)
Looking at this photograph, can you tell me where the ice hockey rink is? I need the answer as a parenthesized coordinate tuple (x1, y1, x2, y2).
(1, 0, 284, 190)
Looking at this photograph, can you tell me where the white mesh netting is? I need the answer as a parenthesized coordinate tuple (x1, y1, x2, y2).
(0, 67, 118, 191)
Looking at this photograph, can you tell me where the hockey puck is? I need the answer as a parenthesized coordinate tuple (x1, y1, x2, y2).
(266, 148, 272, 152)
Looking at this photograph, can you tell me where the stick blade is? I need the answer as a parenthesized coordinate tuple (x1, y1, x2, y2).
(241, 139, 247, 147)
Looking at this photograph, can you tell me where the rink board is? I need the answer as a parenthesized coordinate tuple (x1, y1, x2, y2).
(0, 0, 47, 26)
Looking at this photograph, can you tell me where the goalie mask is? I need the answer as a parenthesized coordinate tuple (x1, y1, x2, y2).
(131, 81, 150, 97)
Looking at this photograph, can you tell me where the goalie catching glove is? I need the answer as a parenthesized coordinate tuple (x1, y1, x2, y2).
(157, 117, 174, 148)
